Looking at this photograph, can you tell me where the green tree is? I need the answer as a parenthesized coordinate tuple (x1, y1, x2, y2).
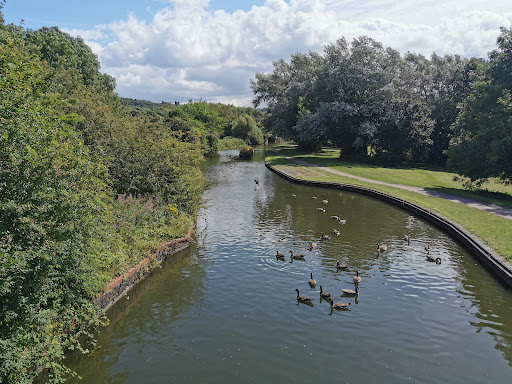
(232, 114, 264, 145)
(447, 27, 512, 184)
(25, 26, 115, 92)
(0, 28, 111, 382)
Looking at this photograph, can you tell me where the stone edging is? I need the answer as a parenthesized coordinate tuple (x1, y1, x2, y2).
(95, 229, 193, 311)
(266, 163, 512, 289)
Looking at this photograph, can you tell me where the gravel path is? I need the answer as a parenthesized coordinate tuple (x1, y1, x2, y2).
(272, 150, 512, 220)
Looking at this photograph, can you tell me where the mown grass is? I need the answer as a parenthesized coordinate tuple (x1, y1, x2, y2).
(273, 145, 512, 209)
(266, 150, 512, 262)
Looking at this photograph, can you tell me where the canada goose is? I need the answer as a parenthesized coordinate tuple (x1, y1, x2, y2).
(330, 299, 350, 310)
(309, 242, 317, 250)
(332, 229, 340, 236)
(320, 234, 331, 240)
(290, 250, 305, 260)
(254, 186, 259, 190)
(342, 286, 359, 296)
(426, 254, 441, 264)
(377, 243, 387, 252)
(296, 289, 313, 302)
(336, 260, 348, 270)
(317, 207, 326, 212)
(312, 196, 317, 199)
(331, 215, 340, 220)
(425, 244, 431, 253)
(309, 272, 317, 287)
(276, 250, 285, 260)
(291, 194, 296, 197)
(353, 270, 362, 283)
(404, 234, 410, 244)
(322, 199, 328, 204)
(254, 179, 259, 185)
(319, 286, 331, 299)
(338, 219, 347, 225)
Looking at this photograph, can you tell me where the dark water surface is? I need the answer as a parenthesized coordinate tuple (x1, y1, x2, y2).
(66, 148, 512, 383)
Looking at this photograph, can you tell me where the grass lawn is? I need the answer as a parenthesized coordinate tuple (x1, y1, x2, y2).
(274, 145, 512, 209)
(266, 147, 512, 262)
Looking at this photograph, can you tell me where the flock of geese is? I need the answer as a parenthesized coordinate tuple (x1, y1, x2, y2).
(268, 185, 443, 314)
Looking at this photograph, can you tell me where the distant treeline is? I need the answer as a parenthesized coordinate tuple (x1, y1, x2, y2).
(120, 97, 268, 151)
(0, 14, 265, 384)
(252, 28, 512, 185)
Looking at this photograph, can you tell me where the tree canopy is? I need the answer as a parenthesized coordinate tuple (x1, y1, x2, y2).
(252, 36, 472, 165)
(446, 27, 512, 184)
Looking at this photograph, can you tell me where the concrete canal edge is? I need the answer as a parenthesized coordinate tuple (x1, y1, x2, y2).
(95, 228, 193, 311)
(265, 163, 512, 289)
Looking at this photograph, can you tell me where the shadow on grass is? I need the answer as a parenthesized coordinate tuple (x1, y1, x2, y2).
(425, 187, 512, 209)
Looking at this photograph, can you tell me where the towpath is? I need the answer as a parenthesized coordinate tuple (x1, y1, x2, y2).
(271, 150, 512, 220)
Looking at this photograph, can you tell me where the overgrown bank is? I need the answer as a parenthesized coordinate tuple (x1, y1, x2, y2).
(0, 16, 263, 383)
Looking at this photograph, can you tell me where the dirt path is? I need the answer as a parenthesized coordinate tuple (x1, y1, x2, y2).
(272, 150, 512, 220)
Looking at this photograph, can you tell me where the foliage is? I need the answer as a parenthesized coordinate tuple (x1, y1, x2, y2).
(447, 27, 512, 184)
(232, 114, 264, 145)
(0, 21, 207, 382)
(121, 98, 266, 154)
(251, 36, 472, 166)
(0, 28, 109, 383)
(25, 26, 115, 93)
(217, 136, 247, 150)
(239, 146, 254, 159)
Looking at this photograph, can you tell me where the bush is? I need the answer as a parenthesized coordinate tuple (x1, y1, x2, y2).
(239, 146, 254, 158)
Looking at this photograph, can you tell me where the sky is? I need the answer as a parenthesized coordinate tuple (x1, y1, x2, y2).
(3, 0, 512, 106)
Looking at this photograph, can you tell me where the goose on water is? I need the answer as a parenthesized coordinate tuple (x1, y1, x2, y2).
(353, 270, 362, 283)
(290, 250, 305, 260)
(336, 260, 348, 270)
(319, 286, 331, 299)
(276, 250, 285, 260)
(296, 289, 313, 302)
(426, 254, 441, 264)
(341, 286, 359, 296)
(332, 229, 340, 236)
(317, 207, 326, 213)
(330, 299, 350, 310)
(309, 272, 317, 287)
(377, 243, 387, 253)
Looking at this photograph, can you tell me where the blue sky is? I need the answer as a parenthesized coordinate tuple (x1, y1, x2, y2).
(3, 0, 266, 30)
(2, 1, 512, 106)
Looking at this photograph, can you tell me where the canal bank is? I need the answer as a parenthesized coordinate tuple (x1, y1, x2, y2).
(95, 226, 194, 311)
(265, 162, 512, 289)
(63, 149, 512, 384)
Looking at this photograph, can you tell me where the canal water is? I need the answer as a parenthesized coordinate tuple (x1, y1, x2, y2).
(66, 148, 512, 383)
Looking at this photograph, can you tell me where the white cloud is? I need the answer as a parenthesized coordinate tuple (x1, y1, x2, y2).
(68, 0, 512, 106)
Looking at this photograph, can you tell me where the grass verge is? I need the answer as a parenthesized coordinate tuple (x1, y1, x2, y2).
(274, 145, 512, 209)
(266, 150, 512, 262)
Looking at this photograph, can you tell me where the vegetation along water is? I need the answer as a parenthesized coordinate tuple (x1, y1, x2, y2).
(63, 149, 512, 383)
(2, 4, 512, 382)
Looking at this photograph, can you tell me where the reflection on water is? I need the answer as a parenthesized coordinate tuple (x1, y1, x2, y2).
(65, 148, 512, 383)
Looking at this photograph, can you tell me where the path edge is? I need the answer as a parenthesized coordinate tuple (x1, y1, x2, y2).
(266, 162, 512, 289)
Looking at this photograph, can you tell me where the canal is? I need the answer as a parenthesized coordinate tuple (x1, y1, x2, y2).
(66, 148, 512, 383)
